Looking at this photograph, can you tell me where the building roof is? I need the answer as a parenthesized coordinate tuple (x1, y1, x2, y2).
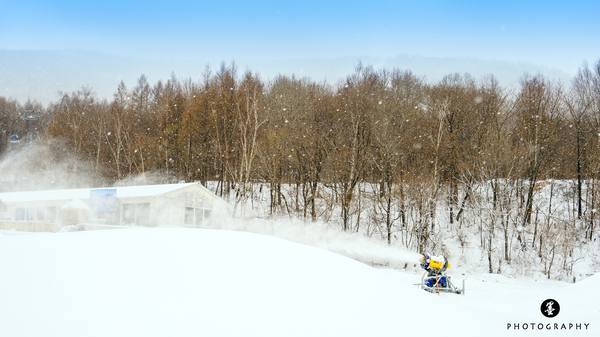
(0, 183, 218, 204)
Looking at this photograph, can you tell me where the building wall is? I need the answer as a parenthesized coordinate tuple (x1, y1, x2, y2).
(0, 184, 230, 229)
(1, 200, 67, 223)
(0, 220, 56, 232)
(154, 186, 216, 227)
(106, 185, 225, 227)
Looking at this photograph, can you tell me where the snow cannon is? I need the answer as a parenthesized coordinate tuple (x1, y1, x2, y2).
(420, 253, 449, 275)
(417, 252, 464, 295)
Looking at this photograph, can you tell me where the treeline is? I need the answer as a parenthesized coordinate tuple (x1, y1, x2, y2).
(1, 61, 600, 270)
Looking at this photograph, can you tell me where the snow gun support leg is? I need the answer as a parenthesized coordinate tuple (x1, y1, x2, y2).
(420, 273, 465, 295)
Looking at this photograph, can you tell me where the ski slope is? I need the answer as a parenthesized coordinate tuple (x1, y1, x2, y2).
(0, 228, 597, 336)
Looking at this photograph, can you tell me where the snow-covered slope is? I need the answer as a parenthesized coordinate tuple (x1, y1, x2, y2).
(0, 228, 597, 336)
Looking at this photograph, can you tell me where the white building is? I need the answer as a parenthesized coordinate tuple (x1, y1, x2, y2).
(0, 183, 230, 231)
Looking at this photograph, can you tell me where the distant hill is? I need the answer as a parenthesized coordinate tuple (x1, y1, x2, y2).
(0, 49, 574, 106)
(0, 49, 169, 105)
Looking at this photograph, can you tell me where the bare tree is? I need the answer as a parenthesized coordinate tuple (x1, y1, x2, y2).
(571, 60, 600, 240)
(330, 63, 375, 231)
(513, 74, 565, 248)
(0, 97, 24, 155)
(233, 71, 267, 218)
(370, 69, 426, 244)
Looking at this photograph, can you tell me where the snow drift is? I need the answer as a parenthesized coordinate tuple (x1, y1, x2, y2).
(0, 228, 597, 336)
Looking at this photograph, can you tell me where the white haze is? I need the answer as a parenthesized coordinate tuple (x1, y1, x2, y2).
(0, 49, 574, 106)
(0, 139, 108, 192)
(212, 216, 424, 271)
(0, 139, 183, 192)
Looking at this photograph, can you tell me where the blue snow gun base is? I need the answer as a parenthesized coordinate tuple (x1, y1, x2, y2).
(418, 252, 464, 295)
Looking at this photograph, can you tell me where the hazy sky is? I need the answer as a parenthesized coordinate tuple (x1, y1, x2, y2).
(2, 0, 599, 75)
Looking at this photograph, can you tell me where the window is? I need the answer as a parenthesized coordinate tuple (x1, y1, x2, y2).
(122, 203, 151, 226)
(36, 208, 46, 222)
(123, 204, 136, 224)
(16, 208, 25, 221)
(15, 206, 58, 222)
(137, 203, 150, 226)
(26, 207, 36, 221)
(194, 208, 204, 226)
(184, 207, 212, 227)
(185, 207, 195, 225)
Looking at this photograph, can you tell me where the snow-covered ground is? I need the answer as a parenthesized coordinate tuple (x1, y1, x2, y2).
(0, 226, 597, 336)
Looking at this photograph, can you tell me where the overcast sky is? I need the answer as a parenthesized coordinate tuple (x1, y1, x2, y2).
(1, 1, 599, 104)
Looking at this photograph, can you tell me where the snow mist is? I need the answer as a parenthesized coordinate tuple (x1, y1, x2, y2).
(210, 215, 423, 271)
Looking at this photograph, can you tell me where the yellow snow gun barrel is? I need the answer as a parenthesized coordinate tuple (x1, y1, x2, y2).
(420, 253, 450, 273)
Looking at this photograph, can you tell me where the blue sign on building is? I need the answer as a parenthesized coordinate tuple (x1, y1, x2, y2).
(90, 189, 117, 212)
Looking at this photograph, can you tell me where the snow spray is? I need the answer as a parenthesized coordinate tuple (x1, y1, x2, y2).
(211, 215, 423, 270)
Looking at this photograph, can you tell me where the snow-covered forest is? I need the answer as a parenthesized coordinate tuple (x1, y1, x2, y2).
(1, 60, 600, 281)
